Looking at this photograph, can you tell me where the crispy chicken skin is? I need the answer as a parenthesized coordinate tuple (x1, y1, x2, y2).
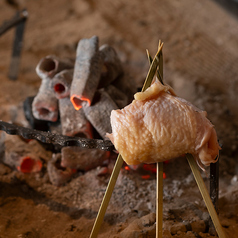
(106, 80, 220, 167)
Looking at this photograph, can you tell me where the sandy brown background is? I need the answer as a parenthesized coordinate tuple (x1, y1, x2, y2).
(0, 0, 238, 237)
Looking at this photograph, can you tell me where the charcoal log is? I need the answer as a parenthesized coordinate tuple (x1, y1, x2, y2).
(104, 84, 128, 109)
(23, 96, 50, 131)
(98, 44, 123, 88)
(83, 89, 118, 139)
(52, 69, 74, 99)
(36, 55, 74, 79)
(47, 153, 76, 186)
(70, 36, 103, 110)
(0, 133, 52, 173)
(61, 146, 109, 171)
(59, 97, 92, 138)
(32, 77, 59, 122)
(112, 74, 137, 104)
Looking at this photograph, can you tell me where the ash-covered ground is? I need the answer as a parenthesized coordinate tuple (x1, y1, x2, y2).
(0, 0, 238, 237)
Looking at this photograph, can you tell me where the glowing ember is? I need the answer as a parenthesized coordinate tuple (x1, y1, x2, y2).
(17, 157, 42, 173)
(54, 83, 65, 93)
(70, 94, 91, 110)
(141, 175, 151, 180)
(124, 163, 167, 179)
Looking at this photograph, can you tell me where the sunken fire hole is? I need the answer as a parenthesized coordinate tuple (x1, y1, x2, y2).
(38, 108, 50, 116)
(54, 83, 65, 93)
(40, 58, 56, 72)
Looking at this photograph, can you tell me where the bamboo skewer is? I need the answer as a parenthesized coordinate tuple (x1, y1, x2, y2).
(147, 41, 164, 238)
(89, 43, 164, 238)
(157, 42, 164, 238)
(89, 154, 124, 238)
(186, 154, 226, 238)
(156, 162, 163, 238)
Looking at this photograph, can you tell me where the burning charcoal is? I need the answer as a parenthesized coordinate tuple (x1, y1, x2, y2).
(32, 77, 59, 122)
(104, 84, 128, 109)
(70, 36, 104, 110)
(23, 96, 50, 131)
(112, 74, 137, 104)
(59, 97, 92, 138)
(61, 146, 110, 171)
(47, 153, 76, 186)
(83, 89, 118, 139)
(52, 69, 74, 99)
(36, 55, 74, 79)
(98, 44, 123, 88)
(0, 133, 52, 173)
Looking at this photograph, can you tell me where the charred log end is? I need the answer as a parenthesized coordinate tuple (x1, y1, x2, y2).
(17, 156, 42, 173)
(38, 107, 51, 116)
(70, 94, 91, 110)
(53, 83, 69, 99)
(33, 106, 59, 122)
(54, 83, 65, 94)
(47, 154, 76, 186)
(39, 57, 56, 76)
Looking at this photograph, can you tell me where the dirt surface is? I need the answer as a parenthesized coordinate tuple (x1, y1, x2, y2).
(0, 0, 238, 237)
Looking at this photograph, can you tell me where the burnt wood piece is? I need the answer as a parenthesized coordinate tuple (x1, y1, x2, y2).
(8, 10, 28, 80)
(52, 69, 74, 99)
(32, 77, 59, 122)
(61, 146, 109, 171)
(36, 55, 74, 80)
(0, 121, 114, 151)
(59, 97, 92, 138)
(70, 36, 103, 110)
(98, 44, 123, 88)
(0, 9, 28, 36)
(83, 89, 118, 139)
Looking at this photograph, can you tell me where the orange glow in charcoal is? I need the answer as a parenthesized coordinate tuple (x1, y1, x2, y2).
(143, 164, 157, 173)
(124, 166, 130, 171)
(17, 157, 42, 173)
(70, 95, 91, 110)
(141, 175, 151, 180)
(54, 83, 65, 93)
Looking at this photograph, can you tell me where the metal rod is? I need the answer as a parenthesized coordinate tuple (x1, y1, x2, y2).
(156, 162, 163, 238)
(210, 158, 219, 212)
(8, 9, 28, 80)
(209, 158, 220, 231)
(0, 9, 28, 36)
